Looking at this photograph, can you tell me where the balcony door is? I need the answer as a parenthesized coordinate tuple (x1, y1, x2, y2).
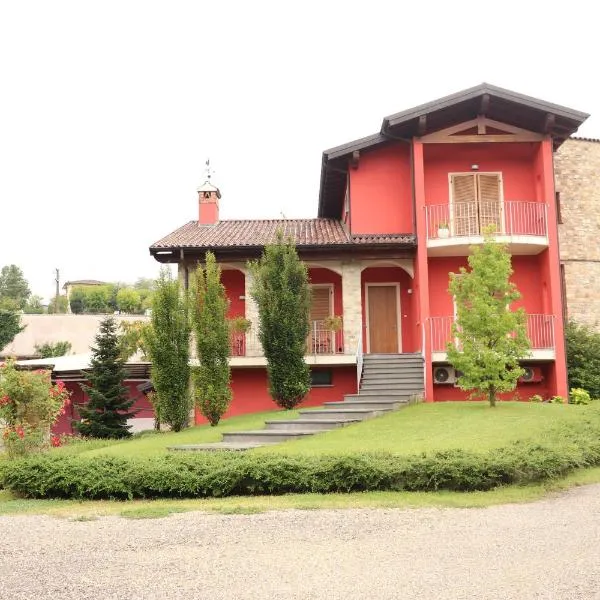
(450, 173, 503, 236)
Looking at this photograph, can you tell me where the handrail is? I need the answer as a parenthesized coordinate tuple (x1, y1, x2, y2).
(356, 332, 364, 392)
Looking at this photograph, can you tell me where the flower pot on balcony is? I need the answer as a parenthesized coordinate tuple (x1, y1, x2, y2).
(437, 225, 450, 239)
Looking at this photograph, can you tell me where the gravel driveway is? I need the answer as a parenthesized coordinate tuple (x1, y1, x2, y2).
(1, 485, 600, 600)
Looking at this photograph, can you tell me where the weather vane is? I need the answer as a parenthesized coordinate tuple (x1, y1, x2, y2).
(204, 158, 212, 182)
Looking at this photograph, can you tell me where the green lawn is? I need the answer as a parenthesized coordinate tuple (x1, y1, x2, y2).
(257, 401, 600, 456)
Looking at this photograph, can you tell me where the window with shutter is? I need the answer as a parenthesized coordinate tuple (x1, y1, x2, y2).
(308, 286, 332, 353)
(450, 173, 503, 236)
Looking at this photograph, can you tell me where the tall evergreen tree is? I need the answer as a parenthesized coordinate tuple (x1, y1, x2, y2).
(192, 252, 231, 426)
(0, 265, 31, 310)
(74, 316, 137, 438)
(448, 229, 530, 407)
(250, 232, 311, 409)
(0, 308, 24, 352)
(143, 269, 192, 431)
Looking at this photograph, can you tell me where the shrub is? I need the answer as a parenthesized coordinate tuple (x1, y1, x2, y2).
(551, 396, 566, 404)
(5, 420, 600, 499)
(566, 321, 600, 399)
(570, 388, 591, 405)
(529, 394, 543, 403)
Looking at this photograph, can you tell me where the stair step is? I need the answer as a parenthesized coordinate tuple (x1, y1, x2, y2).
(325, 400, 407, 410)
(298, 408, 391, 421)
(362, 374, 425, 381)
(264, 419, 360, 431)
(361, 381, 423, 389)
(358, 389, 422, 397)
(363, 365, 423, 373)
(222, 430, 316, 444)
(169, 442, 263, 452)
(345, 393, 413, 402)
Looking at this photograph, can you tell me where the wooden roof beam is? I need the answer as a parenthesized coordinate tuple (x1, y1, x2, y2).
(544, 113, 556, 134)
(418, 115, 427, 136)
(479, 93, 490, 115)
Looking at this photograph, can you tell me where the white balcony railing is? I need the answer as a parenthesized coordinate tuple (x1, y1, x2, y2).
(426, 201, 548, 240)
(229, 320, 345, 358)
(430, 314, 555, 352)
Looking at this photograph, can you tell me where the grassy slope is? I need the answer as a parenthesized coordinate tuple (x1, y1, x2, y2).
(257, 401, 600, 456)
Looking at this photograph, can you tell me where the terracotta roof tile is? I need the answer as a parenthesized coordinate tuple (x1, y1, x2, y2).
(150, 219, 415, 250)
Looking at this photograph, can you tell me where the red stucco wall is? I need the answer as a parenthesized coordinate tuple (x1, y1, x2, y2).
(349, 144, 413, 234)
(432, 378, 550, 402)
(194, 366, 357, 424)
(221, 269, 245, 318)
(423, 143, 538, 206)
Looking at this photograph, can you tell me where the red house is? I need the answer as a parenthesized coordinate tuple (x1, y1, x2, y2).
(151, 84, 588, 419)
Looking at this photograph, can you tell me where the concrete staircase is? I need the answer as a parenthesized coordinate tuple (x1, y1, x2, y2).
(170, 353, 424, 451)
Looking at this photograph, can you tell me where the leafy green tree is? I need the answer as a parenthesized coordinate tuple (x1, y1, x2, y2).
(74, 317, 137, 438)
(34, 341, 72, 358)
(116, 288, 141, 314)
(24, 295, 45, 314)
(0, 265, 30, 310)
(249, 232, 311, 409)
(192, 252, 231, 426)
(68, 288, 85, 314)
(48, 295, 69, 314)
(85, 287, 111, 313)
(0, 308, 24, 352)
(143, 269, 191, 431)
(118, 320, 150, 361)
(448, 230, 530, 407)
(566, 321, 600, 398)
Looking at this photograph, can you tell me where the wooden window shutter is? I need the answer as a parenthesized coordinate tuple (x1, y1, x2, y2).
(451, 174, 477, 236)
(477, 174, 502, 233)
(310, 287, 331, 323)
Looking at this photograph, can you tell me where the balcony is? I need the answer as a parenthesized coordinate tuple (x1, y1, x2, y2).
(228, 321, 352, 367)
(426, 201, 549, 256)
(430, 314, 556, 362)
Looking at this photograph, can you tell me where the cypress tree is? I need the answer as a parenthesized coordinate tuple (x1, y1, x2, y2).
(192, 252, 232, 426)
(74, 316, 137, 438)
(249, 232, 311, 409)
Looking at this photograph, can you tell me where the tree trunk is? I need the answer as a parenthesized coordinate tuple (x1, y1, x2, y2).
(488, 389, 496, 407)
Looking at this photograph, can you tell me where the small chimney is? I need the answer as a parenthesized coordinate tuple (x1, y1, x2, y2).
(197, 181, 221, 225)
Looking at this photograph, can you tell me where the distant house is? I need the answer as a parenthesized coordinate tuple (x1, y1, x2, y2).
(62, 279, 106, 314)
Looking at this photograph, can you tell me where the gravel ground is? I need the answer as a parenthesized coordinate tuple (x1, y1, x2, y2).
(1, 485, 600, 600)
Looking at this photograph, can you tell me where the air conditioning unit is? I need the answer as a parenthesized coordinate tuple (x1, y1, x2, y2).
(433, 366, 456, 385)
(519, 366, 544, 384)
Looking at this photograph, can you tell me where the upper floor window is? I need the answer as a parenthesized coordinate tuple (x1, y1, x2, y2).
(450, 172, 503, 236)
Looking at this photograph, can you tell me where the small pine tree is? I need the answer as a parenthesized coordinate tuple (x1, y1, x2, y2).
(74, 317, 137, 438)
(192, 252, 232, 426)
(249, 231, 311, 409)
(143, 269, 192, 431)
(448, 228, 530, 407)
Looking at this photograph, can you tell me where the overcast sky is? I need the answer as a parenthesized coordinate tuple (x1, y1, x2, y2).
(1, 1, 598, 301)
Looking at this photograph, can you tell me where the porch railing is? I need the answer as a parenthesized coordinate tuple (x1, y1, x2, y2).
(430, 314, 555, 352)
(426, 201, 548, 240)
(356, 331, 364, 391)
(229, 320, 345, 357)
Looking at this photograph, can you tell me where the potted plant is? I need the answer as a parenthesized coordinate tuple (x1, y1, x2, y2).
(228, 316, 252, 357)
(322, 315, 343, 332)
(437, 222, 450, 238)
(228, 316, 252, 333)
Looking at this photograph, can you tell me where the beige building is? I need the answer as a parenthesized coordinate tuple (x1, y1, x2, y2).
(555, 138, 600, 329)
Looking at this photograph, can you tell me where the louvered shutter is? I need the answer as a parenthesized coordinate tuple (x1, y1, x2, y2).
(308, 287, 332, 353)
(451, 174, 478, 236)
(477, 174, 502, 233)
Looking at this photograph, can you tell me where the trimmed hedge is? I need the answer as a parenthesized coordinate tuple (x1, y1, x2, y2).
(3, 425, 600, 499)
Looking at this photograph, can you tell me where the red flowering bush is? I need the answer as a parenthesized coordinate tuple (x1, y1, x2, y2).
(0, 360, 71, 458)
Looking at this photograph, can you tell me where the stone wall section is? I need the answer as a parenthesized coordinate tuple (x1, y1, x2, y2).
(555, 138, 600, 329)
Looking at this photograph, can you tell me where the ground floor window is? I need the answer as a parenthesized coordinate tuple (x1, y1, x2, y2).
(310, 368, 333, 387)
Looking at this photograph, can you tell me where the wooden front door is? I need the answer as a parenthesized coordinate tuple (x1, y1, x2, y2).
(367, 285, 399, 353)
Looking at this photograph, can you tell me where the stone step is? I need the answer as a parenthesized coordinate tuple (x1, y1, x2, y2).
(357, 390, 422, 399)
(362, 373, 425, 382)
(344, 393, 413, 402)
(361, 380, 424, 389)
(325, 399, 408, 410)
(222, 430, 316, 444)
(298, 408, 391, 421)
(363, 365, 424, 373)
(264, 419, 360, 431)
(362, 362, 423, 369)
(169, 442, 264, 452)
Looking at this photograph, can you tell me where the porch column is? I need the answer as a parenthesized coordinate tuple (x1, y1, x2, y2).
(341, 260, 363, 354)
(243, 269, 262, 357)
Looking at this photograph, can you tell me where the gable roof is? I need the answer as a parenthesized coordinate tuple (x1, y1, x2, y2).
(150, 218, 415, 260)
(318, 83, 590, 218)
